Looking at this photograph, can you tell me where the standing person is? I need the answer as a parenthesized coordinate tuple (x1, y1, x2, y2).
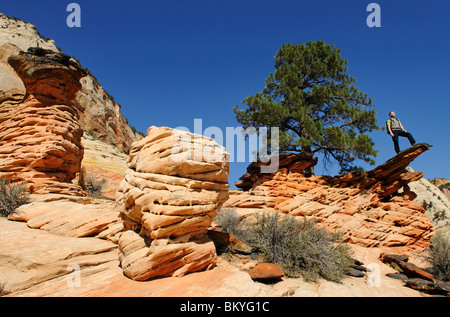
(387, 111, 416, 154)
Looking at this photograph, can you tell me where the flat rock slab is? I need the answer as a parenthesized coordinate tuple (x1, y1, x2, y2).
(0, 217, 118, 295)
(0, 218, 427, 297)
(9, 197, 122, 242)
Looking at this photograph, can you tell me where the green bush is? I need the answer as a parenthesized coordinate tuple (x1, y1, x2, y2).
(422, 200, 434, 211)
(87, 128, 98, 140)
(438, 182, 450, 191)
(252, 211, 353, 282)
(433, 210, 447, 222)
(425, 232, 450, 281)
(0, 178, 30, 217)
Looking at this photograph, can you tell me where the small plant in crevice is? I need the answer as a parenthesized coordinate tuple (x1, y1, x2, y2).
(0, 177, 30, 217)
(86, 128, 98, 140)
(78, 167, 107, 199)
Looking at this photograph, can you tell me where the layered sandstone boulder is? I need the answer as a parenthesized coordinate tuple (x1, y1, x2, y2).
(0, 13, 138, 153)
(116, 126, 229, 280)
(226, 144, 434, 252)
(0, 47, 87, 195)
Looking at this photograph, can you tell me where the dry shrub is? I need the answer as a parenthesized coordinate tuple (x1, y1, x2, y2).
(252, 211, 353, 282)
(0, 178, 29, 217)
(425, 232, 450, 282)
(215, 208, 354, 283)
(78, 167, 107, 199)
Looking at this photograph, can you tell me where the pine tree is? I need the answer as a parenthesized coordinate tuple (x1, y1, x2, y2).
(233, 41, 380, 174)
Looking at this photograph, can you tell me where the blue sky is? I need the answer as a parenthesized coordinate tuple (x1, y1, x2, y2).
(2, 0, 449, 186)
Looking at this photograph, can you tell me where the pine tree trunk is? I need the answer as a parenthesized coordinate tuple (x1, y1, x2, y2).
(301, 147, 315, 177)
(304, 165, 315, 177)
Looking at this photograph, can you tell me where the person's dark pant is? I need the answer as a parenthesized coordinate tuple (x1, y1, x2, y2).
(392, 130, 416, 154)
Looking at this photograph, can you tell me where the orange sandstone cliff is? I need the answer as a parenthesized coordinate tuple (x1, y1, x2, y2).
(0, 47, 87, 195)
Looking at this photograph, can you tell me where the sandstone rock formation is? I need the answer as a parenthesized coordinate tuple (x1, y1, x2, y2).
(0, 12, 440, 299)
(408, 171, 450, 240)
(116, 126, 230, 280)
(9, 196, 123, 243)
(0, 87, 24, 118)
(80, 134, 130, 200)
(0, 13, 138, 153)
(430, 178, 450, 201)
(0, 217, 119, 296)
(2, 213, 423, 297)
(0, 14, 58, 54)
(76, 75, 138, 153)
(225, 144, 434, 252)
(0, 43, 25, 92)
(0, 47, 87, 195)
